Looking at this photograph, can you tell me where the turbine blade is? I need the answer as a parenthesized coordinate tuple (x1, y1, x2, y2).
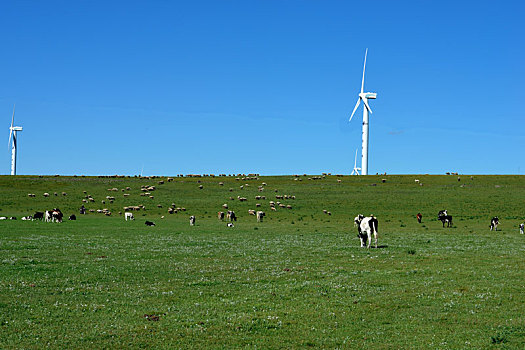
(361, 48, 368, 94)
(11, 104, 15, 128)
(349, 98, 361, 121)
(8, 104, 15, 150)
(363, 98, 373, 114)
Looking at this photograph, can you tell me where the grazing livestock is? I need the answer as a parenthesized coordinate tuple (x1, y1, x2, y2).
(145, 221, 156, 226)
(438, 210, 453, 227)
(227, 223, 234, 227)
(256, 211, 265, 222)
(354, 214, 379, 248)
(218, 211, 225, 220)
(45, 209, 63, 223)
(520, 223, 524, 234)
(33, 212, 44, 220)
(226, 210, 237, 222)
(490, 217, 499, 231)
(125, 212, 135, 221)
(69, 215, 76, 220)
(0, 217, 6, 220)
(189, 215, 196, 226)
(21, 216, 32, 221)
(10, 217, 17, 220)
(416, 213, 422, 223)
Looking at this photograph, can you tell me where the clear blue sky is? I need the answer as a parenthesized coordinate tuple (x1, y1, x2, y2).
(1, 1, 524, 175)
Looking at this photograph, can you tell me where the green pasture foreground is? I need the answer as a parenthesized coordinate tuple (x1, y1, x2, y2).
(1, 175, 524, 349)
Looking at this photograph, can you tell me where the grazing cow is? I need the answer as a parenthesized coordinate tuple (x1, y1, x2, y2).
(80, 205, 86, 215)
(438, 210, 453, 228)
(145, 221, 156, 226)
(218, 211, 225, 220)
(33, 212, 44, 220)
(520, 223, 524, 234)
(416, 213, 422, 223)
(227, 223, 234, 227)
(125, 212, 135, 221)
(21, 216, 33, 221)
(354, 214, 379, 248)
(0, 217, 6, 220)
(10, 216, 17, 220)
(490, 217, 499, 231)
(190, 215, 196, 226)
(227, 210, 237, 222)
(45, 210, 52, 222)
(256, 211, 265, 222)
(69, 215, 76, 221)
(51, 209, 63, 223)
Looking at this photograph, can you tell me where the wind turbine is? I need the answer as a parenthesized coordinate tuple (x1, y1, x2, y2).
(349, 48, 377, 175)
(8, 105, 23, 175)
(351, 149, 361, 175)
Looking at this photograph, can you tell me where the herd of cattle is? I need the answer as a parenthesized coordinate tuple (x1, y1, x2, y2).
(3, 206, 517, 248)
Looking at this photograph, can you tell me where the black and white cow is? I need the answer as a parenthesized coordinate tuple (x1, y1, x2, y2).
(227, 210, 237, 222)
(33, 211, 44, 220)
(438, 210, 452, 228)
(354, 214, 379, 248)
(45, 209, 63, 223)
(145, 221, 156, 226)
(69, 214, 77, 221)
(190, 215, 196, 226)
(490, 217, 499, 231)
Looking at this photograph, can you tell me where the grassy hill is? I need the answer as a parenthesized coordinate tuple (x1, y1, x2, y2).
(1, 174, 524, 348)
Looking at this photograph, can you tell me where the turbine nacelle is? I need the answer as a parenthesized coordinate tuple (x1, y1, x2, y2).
(361, 92, 377, 100)
(10, 126, 23, 132)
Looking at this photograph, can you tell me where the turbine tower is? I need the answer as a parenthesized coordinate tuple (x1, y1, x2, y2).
(349, 48, 377, 175)
(351, 149, 361, 175)
(8, 105, 23, 175)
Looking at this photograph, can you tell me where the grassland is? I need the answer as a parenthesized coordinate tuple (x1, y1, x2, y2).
(1, 174, 524, 349)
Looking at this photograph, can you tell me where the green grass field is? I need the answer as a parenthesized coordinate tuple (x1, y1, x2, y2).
(1, 174, 524, 349)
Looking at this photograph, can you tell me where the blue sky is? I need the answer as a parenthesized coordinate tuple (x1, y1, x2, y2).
(1, 0, 523, 175)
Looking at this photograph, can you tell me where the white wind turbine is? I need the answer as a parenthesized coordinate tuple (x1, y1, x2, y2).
(8, 105, 23, 175)
(351, 149, 361, 175)
(349, 48, 377, 175)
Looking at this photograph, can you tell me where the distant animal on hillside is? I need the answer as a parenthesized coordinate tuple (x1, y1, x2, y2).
(0, 217, 6, 220)
(125, 212, 135, 221)
(218, 211, 225, 220)
(227, 223, 234, 227)
(21, 216, 32, 221)
(490, 217, 499, 231)
(145, 221, 155, 226)
(69, 215, 76, 221)
(256, 211, 265, 222)
(45, 209, 63, 223)
(438, 210, 452, 228)
(227, 210, 237, 222)
(190, 215, 196, 226)
(10, 216, 17, 220)
(416, 213, 422, 223)
(520, 223, 524, 234)
(354, 214, 379, 248)
(33, 212, 44, 220)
